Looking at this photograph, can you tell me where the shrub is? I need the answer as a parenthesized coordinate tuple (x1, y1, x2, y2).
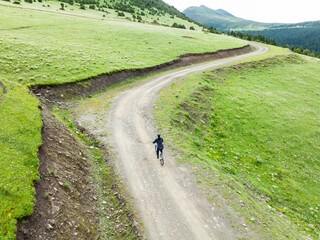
(117, 11, 125, 17)
(172, 23, 186, 29)
(89, 4, 95, 9)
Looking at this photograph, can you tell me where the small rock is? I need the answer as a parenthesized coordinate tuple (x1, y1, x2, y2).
(46, 224, 54, 230)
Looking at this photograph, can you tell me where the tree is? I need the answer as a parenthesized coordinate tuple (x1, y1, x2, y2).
(303, 49, 311, 56)
(294, 48, 302, 54)
(60, 3, 65, 10)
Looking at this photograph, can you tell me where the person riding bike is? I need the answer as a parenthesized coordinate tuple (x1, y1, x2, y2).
(153, 134, 164, 159)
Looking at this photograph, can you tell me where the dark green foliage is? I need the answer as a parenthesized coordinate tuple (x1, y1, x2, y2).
(228, 31, 276, 45)
(113, 2, 134, 13)
(79, 3, 85, 9)
(172, 22, 186, 29)
(117, 11, 125, 17)
(24, 0, 32, 3)
(89, 4, 95, 9)
(100, 0, 198, 25)
(59, 0, 73, 5)
(244, 22, 320, 54)
(184, 5, 320, 55)
(60, 3, 64, 10)
(77, 0, 97, 4)
(190, 26, 195, 30)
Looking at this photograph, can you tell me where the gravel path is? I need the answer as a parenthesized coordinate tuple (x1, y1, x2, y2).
(75, 43, 269, 239)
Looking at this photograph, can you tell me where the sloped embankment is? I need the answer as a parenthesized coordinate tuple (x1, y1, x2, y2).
(16, 107, 100, 239)
(31, 45, 251, 106)
(16, 46, 252, 239)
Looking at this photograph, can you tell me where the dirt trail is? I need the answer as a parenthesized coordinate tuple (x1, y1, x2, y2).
(75, 43, 269, 239)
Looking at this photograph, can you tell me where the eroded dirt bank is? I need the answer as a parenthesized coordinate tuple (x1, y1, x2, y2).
(31, 45, 251, 106)
(16, 107, 100, 240)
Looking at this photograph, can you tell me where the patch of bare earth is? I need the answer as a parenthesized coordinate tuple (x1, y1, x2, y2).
(16, 107, 99, 240)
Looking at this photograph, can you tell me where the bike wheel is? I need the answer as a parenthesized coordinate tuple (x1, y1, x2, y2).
(160, 154, 164, 166)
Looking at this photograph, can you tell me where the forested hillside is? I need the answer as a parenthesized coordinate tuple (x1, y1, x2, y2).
(243, 22, 320, 53)
(58, 0, 194, 22)
(184, 5, 320, 54)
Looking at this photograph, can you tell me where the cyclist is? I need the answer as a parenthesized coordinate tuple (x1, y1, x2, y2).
(153, 134, 164, 159)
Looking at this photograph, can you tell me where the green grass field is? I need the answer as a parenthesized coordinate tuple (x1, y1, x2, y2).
(0, 2, 247, 239)
(155, 54, 320, 239)
(0, 3, 245, 86)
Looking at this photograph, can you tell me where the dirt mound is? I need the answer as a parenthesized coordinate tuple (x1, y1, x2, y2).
(16, 107, 99, 240)
(31, 45, 251, 107)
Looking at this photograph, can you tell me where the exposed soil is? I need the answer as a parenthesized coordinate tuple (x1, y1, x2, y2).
(16, 106, 100, 240)
(31, 45, 251, 108)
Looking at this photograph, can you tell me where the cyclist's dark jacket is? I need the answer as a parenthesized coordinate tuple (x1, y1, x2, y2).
(153, 137, 164, 150)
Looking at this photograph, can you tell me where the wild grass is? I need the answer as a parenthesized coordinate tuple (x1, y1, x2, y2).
(155, 54, 320, 239)
(0, 82, 42, 239)
(0, 3, 246, 86)
(0, 0, 200, 30)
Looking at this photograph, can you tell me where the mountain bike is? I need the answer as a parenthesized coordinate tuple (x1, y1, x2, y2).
(154, 144, 164, 166)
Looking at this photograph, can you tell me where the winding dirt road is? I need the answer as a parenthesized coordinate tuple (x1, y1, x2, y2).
(76, 43, 268, 239)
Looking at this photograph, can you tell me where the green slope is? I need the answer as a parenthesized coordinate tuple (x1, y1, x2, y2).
(155, 53, 320, 239)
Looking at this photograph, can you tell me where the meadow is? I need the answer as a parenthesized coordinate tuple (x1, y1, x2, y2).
(0, 3, 246, 86)
(155, 53, 320, 239)
(0, 2, 247, 239)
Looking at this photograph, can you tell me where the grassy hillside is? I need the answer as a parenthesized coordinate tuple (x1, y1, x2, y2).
(0, 3, 245, 86)
(0, 2, 247, 239)
(155, 52, 320, 239)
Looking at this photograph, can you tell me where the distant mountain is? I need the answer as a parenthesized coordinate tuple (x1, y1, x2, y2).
(184, 5, 320, 53)
(183, 5, 274, 31)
